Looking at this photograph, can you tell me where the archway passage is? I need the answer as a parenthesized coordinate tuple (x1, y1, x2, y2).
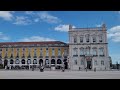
(0, 59, 2, 64)
(16, 59, 20, 64)
(27, 59, 31, 64)
(33, 59, 37, 64)
(64, 59, 68, 69)
(10, 59, 14, 64)
(86, 56, 92, 69)
(87, 61, 92, 69)
(45, 59, 49, 65)
(4, 59, 8, 67)
(39, 59, 43, 65)
(51, 59, 55, 64)
(57, 59, 62, 64)
(21, 59, 25, 64)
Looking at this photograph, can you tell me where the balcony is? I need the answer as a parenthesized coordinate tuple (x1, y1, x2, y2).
(45, 56, 49, 58)
(57, 56, 62, 58)
(4, 56, 8, 59)
(33, 56, 37, 58)
(51, 56, 55, 58)
(16, 56, 19, 58)
(27, 55, 31, 58)
(93, 55, 98, 57)
(99, 55, 104, 57)
(73, 55, 78, 57)
(39, 56, 43, 58)
(80, 55, 85, 57)
(64, 56, 67, 58)
(22, 56, 25, 58)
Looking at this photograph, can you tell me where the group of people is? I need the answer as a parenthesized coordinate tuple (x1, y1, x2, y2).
(32, 65, 44, 72)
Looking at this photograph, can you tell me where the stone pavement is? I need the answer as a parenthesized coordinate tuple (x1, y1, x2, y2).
(0, 70, 120, 79)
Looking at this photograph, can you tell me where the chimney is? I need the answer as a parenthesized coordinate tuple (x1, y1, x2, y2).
(102, 23, 107, 31)
(69, 24, 72, 31)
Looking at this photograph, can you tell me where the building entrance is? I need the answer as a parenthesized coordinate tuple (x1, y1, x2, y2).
(87, 61, 92, 69)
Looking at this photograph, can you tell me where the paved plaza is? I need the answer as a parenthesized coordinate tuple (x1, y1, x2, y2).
(0, 70, 120, 79)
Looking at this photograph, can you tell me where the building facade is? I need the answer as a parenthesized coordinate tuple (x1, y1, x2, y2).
(0, 41, 69, 69)
(69, 24, 110, 70)
(0, 24, 111, 71)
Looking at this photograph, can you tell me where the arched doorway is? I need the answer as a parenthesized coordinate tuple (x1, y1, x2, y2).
(64, 59, 68, 69)
(51, 59, 55, 64)
(56, 59, 62, 69)
(33, 59, 37, 64)
(4, 59, 8, 67)
(16, 59, 20, 64)
(45, 59, 49, 65)
(27, 59, 31, 64)
(57, 59, 62, 64)
(21, 59, 25, 64)
(10, 59, 14, 64)
(39, 59, 43, 66)
(0, 59, 2, 64)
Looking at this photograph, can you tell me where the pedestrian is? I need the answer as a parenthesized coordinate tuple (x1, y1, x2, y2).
(94, 68, 96, 72)
(86, 67, 87, 72)
(32, 65, 34, 71)
(79, 67, 80, 71)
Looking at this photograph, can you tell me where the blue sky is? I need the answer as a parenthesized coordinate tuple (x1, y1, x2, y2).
(0, 11, 120, 64)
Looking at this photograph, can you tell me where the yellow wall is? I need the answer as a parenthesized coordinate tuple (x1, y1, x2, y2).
(30, 48, 34, 58)
(1, 46, 68, 59)
(13, 48, 17, 58)
(61, 47, 64, 56)
(49, 48, 52, 57)
(25, 48, 28, 58)
(19, 48, 22, 58)
(55, 48, 58, 56)
(8, 48, 11, 58)
(43, 48, 46, 57)
(2, 48, 5, 58)
(36, 47, 40, 57)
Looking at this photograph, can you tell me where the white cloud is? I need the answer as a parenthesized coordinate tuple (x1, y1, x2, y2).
(25, 11, 34, 15)
(96, 24, 102, 27)
(13, 16, 32, 25)
(19, 36, 56, 42)
(0, 32, 10, 40)
(54, 24, 76, 32)
(0, 11, 14, 21)
(38, 12, 61, 24)
(108, 25, 120, 42)
(34, 18, 39, 22)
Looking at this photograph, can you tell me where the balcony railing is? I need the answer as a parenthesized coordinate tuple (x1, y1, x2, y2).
(45, 56, 49, 58)
(33, 56, 37, 58)
(80, 55, 85, 57)
(64, 56, 67, 58)
(99, 55, 104, 57)
(39, 56, 43, 58)
(51, 56, 55, 58)
(93, 55, 98, 57)
(57, 56, 62, 58)
(73, 55, 78, 57)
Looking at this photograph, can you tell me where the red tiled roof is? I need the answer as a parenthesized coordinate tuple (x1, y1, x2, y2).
(0, 41, 67, 45)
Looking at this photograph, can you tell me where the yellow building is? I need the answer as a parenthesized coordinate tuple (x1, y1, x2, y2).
(0, 41, 69, 69)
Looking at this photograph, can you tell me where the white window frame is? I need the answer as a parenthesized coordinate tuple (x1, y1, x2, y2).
(80, 36, 83, 43)
(46, 48, 49, 56)
(73, 48, 78, 55)
(74, 36, 77, 43)
(52, 48, 55, 56)
(58, 48, 61, 56)
(80, 48, 84, 55)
